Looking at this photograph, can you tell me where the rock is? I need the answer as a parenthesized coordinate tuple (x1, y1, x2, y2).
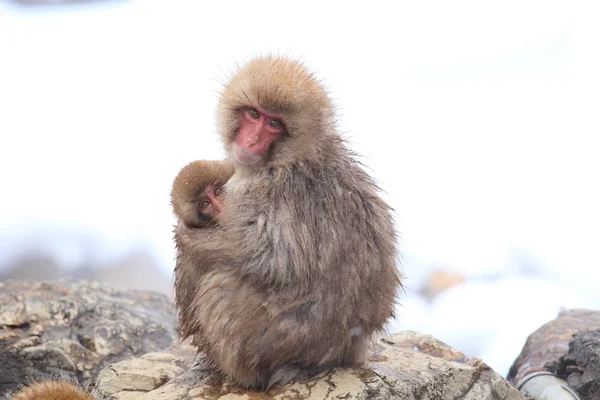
(0, 254, 67, 281)
(1, 280, 522, 399)
(95, 250, 173, 297)
(556, 329, 600, 400)
(0, 279, 177, 396)
(507, 309, 600, 386)
(0, 249, 173, 298)
(96, 332, 524, 400)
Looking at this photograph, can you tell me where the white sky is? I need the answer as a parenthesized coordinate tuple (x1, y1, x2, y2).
(1, 1, 600, 369)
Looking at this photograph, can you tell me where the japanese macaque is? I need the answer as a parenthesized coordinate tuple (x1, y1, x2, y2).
(173, 57, 401, 389)
(171, 160, 234, 228)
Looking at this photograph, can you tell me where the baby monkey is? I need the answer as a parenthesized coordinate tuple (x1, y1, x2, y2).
(171, 160, 234, 228)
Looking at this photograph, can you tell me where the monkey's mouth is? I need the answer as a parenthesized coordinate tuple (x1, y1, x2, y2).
(232, 143, 262, 164)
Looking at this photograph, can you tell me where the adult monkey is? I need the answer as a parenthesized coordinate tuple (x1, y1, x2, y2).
(174, 57, 400, 389)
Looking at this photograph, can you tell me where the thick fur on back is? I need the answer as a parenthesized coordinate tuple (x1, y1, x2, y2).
(174, 57, 401, 389)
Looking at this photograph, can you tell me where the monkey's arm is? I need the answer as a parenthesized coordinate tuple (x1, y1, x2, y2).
(173, 224, 245, 341)
(174, 225, 240, 265)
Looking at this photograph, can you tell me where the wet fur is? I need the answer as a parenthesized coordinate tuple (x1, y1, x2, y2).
(173, 57, 401, 389)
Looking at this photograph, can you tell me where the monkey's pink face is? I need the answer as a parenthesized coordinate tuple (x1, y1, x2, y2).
(233, 106, 286, 164)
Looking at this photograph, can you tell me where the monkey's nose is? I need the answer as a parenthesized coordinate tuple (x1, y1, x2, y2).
(246, 127, 263, 146)
(246, 134, 260, 146)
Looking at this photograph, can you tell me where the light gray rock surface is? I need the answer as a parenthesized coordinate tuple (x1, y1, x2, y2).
(0, 280, 177, 396)
(96, 332, 524, 400)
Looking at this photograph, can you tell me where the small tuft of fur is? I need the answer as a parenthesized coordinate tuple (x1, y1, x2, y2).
(5, 373, 103, 400)
(9, 381, 94, 400)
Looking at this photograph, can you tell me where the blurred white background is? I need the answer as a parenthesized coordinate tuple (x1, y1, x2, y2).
(1, 0, 599, 377)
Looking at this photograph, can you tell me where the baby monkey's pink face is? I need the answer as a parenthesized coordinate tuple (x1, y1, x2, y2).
(232, 106, 286, 164)
(198, 182, 225, 223)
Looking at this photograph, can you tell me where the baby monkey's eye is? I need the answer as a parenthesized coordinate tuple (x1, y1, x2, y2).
(249, 108, 260, 119)
(269, 120, 281, 128)
(200, 200, 210, 209)
(214, 186, 223, 196)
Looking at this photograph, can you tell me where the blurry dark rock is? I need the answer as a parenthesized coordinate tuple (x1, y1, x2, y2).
(0, 250, 173, 298)
(556, 329, 600, 400)
(0, 255, 64, 281)
(508, 309, 600, 387)
(96, 250, 173, 297)
(95, 331, 524, 400)
(0, 279, 176, 396)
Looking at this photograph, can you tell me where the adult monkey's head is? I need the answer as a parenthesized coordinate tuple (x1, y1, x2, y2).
(217, 57, 337, 170)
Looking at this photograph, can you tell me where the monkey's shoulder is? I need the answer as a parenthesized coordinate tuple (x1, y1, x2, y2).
(308, 162, 390, 211)
(259, 162, 393, 232)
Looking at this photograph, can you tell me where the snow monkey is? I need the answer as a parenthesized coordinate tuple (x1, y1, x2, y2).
(171, 160, 234, 228)
(173, 57, 401, 389)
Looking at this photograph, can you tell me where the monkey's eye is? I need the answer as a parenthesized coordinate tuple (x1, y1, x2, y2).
(269, 119, 282, 128)
(214, 186, 222, 196)
(248, 108, 260, 119)
(200, 200, 210, 209)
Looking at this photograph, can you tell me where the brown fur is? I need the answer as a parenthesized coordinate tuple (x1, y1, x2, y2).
(171, 160, 234, 228)
(9, 381, 96, 400)
(174, 57, 401, 389)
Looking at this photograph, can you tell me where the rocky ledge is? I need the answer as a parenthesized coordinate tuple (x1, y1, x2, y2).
(95, 332, 523, 400)
(1, 280, 523, 399)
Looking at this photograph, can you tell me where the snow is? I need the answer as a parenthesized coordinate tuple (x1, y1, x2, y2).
(1, 0, 599, 378)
